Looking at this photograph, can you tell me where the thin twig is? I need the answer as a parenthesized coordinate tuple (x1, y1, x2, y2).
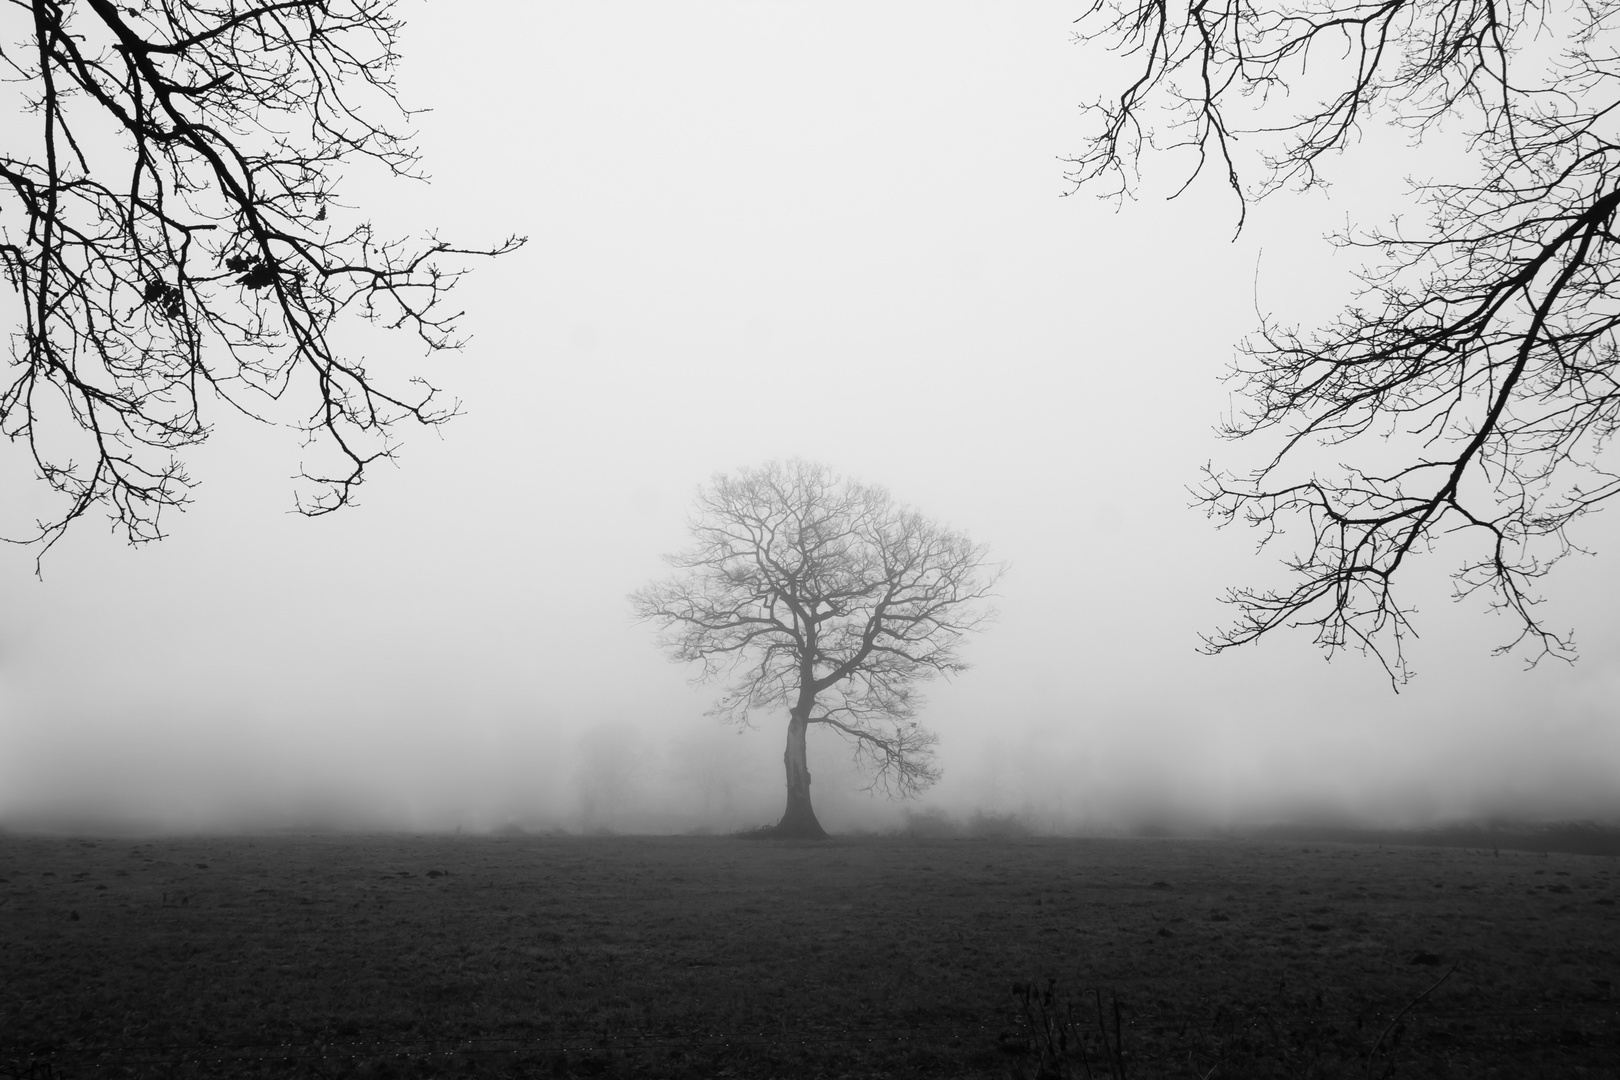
(1364, 964, 1457, 1080)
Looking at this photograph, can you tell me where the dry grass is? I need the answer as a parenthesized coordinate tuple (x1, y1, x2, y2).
(1, 832, 1616, 1077)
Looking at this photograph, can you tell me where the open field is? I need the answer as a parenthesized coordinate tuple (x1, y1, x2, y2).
(2, 832, 1617, 1078)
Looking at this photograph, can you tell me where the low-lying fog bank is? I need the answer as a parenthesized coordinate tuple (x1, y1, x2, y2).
(5, 804, 1618, 858)
(5, 706, 1617, 844)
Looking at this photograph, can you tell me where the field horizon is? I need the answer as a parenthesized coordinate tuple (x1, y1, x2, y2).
(5, 811, 1620, 857)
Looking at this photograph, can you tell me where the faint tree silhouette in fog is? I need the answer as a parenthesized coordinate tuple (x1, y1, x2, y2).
(631, 460, 1002, 839)
(2, 0, 522, 559)
(1073, 0, 1620, 681)
(574, 722, 648, 833)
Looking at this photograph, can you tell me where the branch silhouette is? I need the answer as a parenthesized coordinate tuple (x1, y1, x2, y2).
(1073, 0, 1620, 681)
(1, 0, 523, 561)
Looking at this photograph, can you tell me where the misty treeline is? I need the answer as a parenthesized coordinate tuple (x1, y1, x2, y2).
(0, 0, 520, 556)
(632, 460, 1002, 838)
(1074, 0, 1620, 680)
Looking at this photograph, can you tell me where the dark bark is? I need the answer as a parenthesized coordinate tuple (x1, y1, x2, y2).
(774, 710, 826, 838)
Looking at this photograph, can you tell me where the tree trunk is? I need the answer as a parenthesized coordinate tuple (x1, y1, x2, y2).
(774, 710, 827, 838)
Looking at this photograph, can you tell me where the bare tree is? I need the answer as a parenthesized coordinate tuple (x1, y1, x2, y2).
(2, 0, 521, 559)
(1072, 0, 1620, 681)
(631, 460, 1001, 838)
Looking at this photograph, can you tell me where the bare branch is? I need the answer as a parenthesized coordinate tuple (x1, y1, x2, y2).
(0, 0, 525, 564)
(1074, 0, 1620, 680)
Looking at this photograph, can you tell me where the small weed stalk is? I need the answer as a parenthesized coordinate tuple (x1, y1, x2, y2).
(1006, 979, 1128, 1079)
(1094, 988, 1127, 1079)
(1365, 964, 1456, 1080)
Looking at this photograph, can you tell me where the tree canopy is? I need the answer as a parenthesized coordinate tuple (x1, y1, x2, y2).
(632, 460, 1001, 837)
(2, 0, 520, 557)
(1073, 0, 1620, 681)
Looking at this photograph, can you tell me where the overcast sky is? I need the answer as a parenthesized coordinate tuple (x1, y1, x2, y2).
(2, 1, 1617, 835)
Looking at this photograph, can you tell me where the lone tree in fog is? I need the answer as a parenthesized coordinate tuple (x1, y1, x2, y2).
(1072, 0, 1620, 681)
(2, 0, 521, 559)
(632, 460, 1002, 839)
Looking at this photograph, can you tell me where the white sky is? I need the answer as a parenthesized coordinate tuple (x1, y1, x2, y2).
(2, 1, 1617, 834)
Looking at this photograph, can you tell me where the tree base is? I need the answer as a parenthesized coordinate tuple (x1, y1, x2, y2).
(733, 822, 828, 840)
(772, 800, 828, 839)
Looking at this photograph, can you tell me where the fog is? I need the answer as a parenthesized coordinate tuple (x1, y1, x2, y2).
(3, 1, 1618, 838)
